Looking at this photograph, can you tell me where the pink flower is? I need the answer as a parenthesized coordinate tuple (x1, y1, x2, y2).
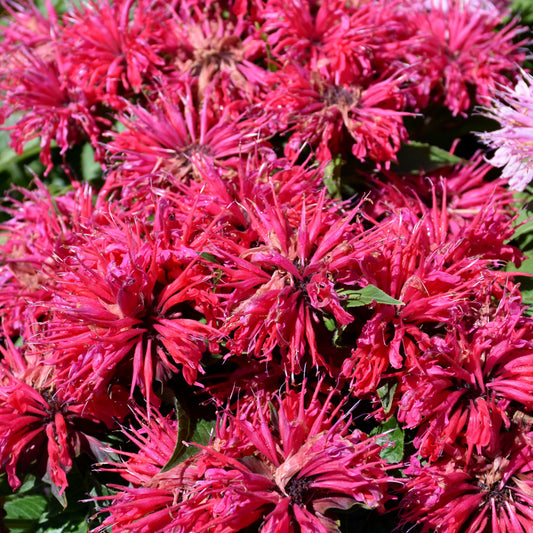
(264, 64, 408, 164)
(0, 182, 219, 409)
(480, 70, 533, 191)
(398, 0, 527, 114)
(170, 1, 266, 98)
(106, 406, 181, 485)
(0, 0, 55, 50)
(104, 79, 265, 197)
(364, 153, 521, 262)
(0, 336, 129, 494)
(92, 405, 210, 533)
(62, 0, 175, 104)
(94, 487, 183, 533)
(173, 381, 394, 532)
(0, 180, 101, 336)
(258, 0, 362, 78)
(398, 315, 533, 463)
(0, 46, 107, 171)
(401, 432, 533, 532)
(258, 0, 413, 85)
(342, 201, 519, 396)
(213, 189, 366, 373)
(39, 203, 218, 407)
(413, 0, 510, 14)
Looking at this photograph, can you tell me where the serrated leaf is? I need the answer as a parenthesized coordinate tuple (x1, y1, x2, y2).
(340, 285, 404, 307)
(370, 416, 404, 464)
(2, 468, 93, 533)
(4, 494, 48, 532)
(394, 141, 463, 174)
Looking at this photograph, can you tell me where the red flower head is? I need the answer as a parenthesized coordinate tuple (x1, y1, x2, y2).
(0, 45, 107, 171)
(0, 336, 129, 494)
(0, 180, 100, 337)
(173, 380, 394, 532)
(0, 0, 56, 50)
(62, 0, 175, 105)
(264, 63, 408, 165)
(92, 405, 206, 533)
(364, 153, 521, 263)
(341, 201, 518, 397)
(258, 0, 414, 85)
(398, 314, 533, 463)
(170, 1, 266, 99)
(398, 0, 528, 114)
(104, 79, 265, 198)
(213, 189, 368, 373)
(259, 0, 360, 75)
(401, 431, 533, 533)
(38, 200, 219, 408)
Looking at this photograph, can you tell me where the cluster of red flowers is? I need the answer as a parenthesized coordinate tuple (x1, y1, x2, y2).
(0, 0, 532, 531)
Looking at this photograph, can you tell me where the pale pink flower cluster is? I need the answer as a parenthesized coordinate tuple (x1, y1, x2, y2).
(482, 71, 533, 190)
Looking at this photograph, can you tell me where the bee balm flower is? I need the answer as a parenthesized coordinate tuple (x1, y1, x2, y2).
(481, 71, 533, 191)
(173, 382, 395, 533)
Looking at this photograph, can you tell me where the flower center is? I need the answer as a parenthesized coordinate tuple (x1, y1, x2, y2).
(477, 456, 513, 506)
(40, 388, 64, 420)
(285, 476, 310, 506)
(322, 84, 359, 111)
(192, 35, 242, 75)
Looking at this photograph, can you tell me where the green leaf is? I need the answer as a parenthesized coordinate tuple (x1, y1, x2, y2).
(0, 469, 93, 533)
(510, 0, 533, 24)
(4, 494, 48, 533)
(268, 401, 280, 435)
(160, 399, 193, 473)
(323, 154, 343, 199)
(511, 217, 533, 243)
(507, 258, 533, 315)
(50, 482, 68, 509)
(370, 416, 404, 464)
(31, 0, 68, 15)
(200, 252, 220, 264)
(506, 191, 533, 314)
(507, 191, 533, 243)
(323, 316, 336, 332)
(0, 138, 42, 174)
(35, 511, 89, 533)
(377, 382, 398, 415)
(187, 419, 216, 451)
(340, 285, 404, 307)
(79, 144, 102, 183)
(393, 141, 463, 174)
(176, 419, 217, 464)
(4, 495, 47, 522)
